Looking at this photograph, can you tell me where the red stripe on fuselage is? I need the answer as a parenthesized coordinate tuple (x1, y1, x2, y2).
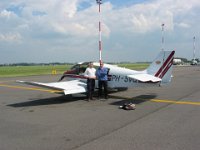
(155, 51, 175, 78)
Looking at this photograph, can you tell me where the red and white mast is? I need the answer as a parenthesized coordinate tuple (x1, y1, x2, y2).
(96, 0, 103, 64)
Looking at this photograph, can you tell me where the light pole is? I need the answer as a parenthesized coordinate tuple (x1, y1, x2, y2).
(160, 23, 165, 83)
(193, 36, 196, 61)
(161, 23, 165, 51)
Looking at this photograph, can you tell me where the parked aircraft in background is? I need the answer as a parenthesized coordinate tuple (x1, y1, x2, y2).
(191, 59, 198, 65)
(173, 58, 182, 65)
(17, 50, 175, 96)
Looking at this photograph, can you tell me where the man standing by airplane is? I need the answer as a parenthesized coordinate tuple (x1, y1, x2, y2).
(84, 62, 96, 101)
(96, 62, 108, 99)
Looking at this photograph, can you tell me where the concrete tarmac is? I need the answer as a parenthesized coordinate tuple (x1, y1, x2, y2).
(0, 66, 200, 150)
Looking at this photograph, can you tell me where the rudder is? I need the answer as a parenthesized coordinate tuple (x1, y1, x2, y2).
(146, 50, 175, 84)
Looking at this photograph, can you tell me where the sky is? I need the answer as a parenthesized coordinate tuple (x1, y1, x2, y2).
(0, 0, 200, 63)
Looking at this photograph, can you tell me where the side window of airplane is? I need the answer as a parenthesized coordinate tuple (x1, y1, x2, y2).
(107, 68, 110, 75)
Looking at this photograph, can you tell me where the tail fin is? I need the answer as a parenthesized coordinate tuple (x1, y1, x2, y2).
(146, 50, 175, 84)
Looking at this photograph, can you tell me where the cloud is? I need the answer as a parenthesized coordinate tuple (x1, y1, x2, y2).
(0, 9, 12, 18)
(0, 0, 200, 63)
(0, 33, 22, 42)
(176, 22, 190, 28)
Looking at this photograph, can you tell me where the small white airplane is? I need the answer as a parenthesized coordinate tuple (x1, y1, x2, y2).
(17, 50, 175, 96)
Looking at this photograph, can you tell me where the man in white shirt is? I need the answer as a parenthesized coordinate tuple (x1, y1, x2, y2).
(84, 62, 96, 100)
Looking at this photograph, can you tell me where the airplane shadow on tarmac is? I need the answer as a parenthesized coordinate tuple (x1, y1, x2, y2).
(109, 94, 157, 106)
(7, 95, 87, 108)
(7, 93, 157, 108)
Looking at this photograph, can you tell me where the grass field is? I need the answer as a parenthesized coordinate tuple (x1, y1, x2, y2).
(0, 65, 72, 77)
(0, 63, 149, 77)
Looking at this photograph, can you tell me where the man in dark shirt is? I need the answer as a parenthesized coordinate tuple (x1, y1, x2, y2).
(96, 62, 108, 99)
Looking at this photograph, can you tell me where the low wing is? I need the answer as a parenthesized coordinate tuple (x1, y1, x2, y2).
(127, 74, 161, 83)
(16, 80, 87, 95)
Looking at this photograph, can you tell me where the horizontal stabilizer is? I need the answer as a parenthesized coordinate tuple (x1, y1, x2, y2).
(127, 74, 161, 83)
(16, 80, 87, 95)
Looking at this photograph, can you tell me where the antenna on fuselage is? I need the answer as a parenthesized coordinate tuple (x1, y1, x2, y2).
(96, 0, 103, 64)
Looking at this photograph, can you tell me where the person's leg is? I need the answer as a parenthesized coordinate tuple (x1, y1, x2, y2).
(91, 79, 95, 99)
(87, 79, 91, 100)
(98, 80, 102, 98)
(103, 81, 108, 99)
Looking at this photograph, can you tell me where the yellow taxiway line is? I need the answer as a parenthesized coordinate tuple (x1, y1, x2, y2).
(0, 84, 62, 93)
(110, 95, 200, 106)
(150, 99, 200, 106)
(1, 84, 200, 106)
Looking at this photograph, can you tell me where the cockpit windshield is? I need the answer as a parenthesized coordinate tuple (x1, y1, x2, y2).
(70, 62, 100, 75)
(70, 63, 89, 75)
